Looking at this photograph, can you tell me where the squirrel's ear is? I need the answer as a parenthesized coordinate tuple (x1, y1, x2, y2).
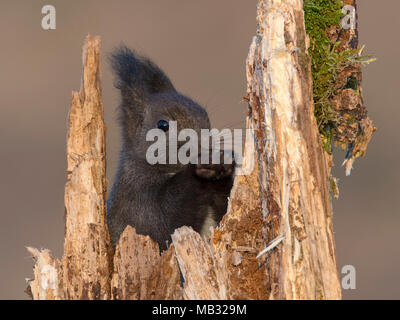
(110, 45, 176, 104)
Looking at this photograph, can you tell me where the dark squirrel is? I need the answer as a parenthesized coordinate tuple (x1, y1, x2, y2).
(107, 46, 234, 250)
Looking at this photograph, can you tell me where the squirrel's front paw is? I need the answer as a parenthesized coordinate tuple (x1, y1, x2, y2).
(195, 150, 235, 180)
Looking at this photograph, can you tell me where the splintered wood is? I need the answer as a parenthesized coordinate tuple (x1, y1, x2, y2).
(26, 248, 63, 300)
(62, 35, 113, 300)
(170, 0, 342, 299)
(27, 35, 182, 301)
(242, 0, 342, 299)
(111, 226, 182, 300)
(27, 35, 113, 300)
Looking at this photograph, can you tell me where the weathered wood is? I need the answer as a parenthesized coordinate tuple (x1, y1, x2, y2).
(62, 35, 113, 300)
(172, 227, 229, 300)
(27, 35, 113, 300)
(242, 0, 342, 299)
(26, 248, 63, 300)
(111, 226, 182, 300)
(171, 0, 342, 300)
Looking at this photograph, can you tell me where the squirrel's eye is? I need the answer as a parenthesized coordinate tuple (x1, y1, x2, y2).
(157, 120, 169, 132)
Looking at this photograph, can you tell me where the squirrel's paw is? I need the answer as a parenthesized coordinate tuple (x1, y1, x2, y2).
(195, 150, 235, 180)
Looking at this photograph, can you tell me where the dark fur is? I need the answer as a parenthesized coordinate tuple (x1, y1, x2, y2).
(107, 46, 234, 250)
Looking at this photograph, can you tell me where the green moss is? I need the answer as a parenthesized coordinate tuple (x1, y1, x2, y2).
(303, 0, 358, 153)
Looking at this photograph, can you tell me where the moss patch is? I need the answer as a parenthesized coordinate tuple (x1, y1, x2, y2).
(304, 0, 360, 153)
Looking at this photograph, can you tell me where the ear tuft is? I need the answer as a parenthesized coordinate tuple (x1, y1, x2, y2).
(110, 45, 175, 98)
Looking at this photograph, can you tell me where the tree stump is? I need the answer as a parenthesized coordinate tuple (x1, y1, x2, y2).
(27, 0, 373, 300)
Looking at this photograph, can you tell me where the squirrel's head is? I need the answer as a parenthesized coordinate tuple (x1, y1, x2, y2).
(110, 46, 210, 172)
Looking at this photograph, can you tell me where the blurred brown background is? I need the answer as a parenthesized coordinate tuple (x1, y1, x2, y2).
(0, 0, 398, 299)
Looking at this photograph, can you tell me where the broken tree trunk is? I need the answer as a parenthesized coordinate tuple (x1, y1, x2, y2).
(27, 35, 113, 300)
(62, 35, 113, 300)
(27, 0, 373, 300)
(242, 0, 341, 299)
(171, 0, 342, 300)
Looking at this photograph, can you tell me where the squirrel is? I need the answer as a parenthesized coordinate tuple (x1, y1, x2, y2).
(107, 46, 235, 250)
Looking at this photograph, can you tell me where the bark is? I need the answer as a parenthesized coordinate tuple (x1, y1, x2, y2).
(27, 0, 373, 300)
